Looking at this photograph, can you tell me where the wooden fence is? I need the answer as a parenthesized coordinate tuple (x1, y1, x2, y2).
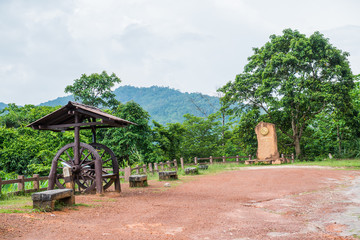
(0, 174, 48, 196)
(193, 155, 252, 165)
(1, 154, 295, 196)
(282, 153, 295, 163)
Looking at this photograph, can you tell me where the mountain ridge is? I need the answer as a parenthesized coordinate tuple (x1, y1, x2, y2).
(1, 86, 221, 124)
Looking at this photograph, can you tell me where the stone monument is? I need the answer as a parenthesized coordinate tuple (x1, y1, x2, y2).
(255, 122, 281, 164)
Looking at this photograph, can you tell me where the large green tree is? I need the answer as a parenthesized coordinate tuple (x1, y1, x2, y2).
(220, 29, 355, 158)
(152, 121, 185, 161)
(101, 101, 154, 165)
(65, 71, 121, 109)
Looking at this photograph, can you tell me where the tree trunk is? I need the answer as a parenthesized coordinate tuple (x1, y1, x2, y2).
(291, 118, 302, 159)
(337, 125, 341, 156)
(294, 136, 301, 159)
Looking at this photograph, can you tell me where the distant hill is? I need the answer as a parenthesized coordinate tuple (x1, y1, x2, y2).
(39, 86, 221, 124)
(39, 95, 75, 107)
(0, 102, 7, 110)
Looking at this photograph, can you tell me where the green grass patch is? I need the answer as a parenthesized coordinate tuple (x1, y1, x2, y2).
(0, 209, 27, 214)
(0, 195, 32, 206)
(293, 158, 360, 169)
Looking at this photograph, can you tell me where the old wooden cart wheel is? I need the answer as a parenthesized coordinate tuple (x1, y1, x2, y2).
(53, 142, 101, 193)
(90, 143, 120, 191)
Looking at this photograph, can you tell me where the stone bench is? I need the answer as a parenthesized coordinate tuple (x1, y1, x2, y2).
(32, 189, 75, 211)
(245, 159, 273, 165)
(198, 165, 208, 170)
(159, 171, 178, 180)
(129, 175, 148, 187)
(184, 167, 199, 175)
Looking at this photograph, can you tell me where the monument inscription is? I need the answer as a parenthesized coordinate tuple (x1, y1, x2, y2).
(255, 122, 280, 162)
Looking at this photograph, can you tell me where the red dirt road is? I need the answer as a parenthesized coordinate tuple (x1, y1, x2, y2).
(1, 166, 360, 240)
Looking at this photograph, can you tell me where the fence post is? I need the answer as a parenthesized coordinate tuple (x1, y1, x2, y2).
(154, 162, 159, 172)
(180, 158, 184, 170)
(0, 178, 2, 195)
(136, 165, 140, 174)
(33, 174, 40, 191)
(210, 156, 213, 164)
(291, 153, 294, 163)
(149, 163, 153, 174)
(194, 157, 198, 165)
(166, 161, 171, 169)
(143, 164, 147, 174)
(18, 175, 25, 192)
(173, 159, 178, 171)
(124, 167, 131, 181)
(222, 156, 226, 163)
(160, 162, 164, 171)
(248, 154, 252, 160)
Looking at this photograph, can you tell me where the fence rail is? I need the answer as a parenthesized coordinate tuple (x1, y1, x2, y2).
(194, 155, 252, 165)
(0, 174, 49, 196)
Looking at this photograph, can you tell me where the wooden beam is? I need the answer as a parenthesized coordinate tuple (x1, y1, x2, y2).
(38, 121, 104, 130)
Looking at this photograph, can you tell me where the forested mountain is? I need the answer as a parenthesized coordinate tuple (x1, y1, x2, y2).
(0, 102, 7, 109)
(39, 86, 220, 124)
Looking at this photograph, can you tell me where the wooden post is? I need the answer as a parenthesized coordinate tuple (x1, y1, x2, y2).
(222, 156, 226, 163)
(291, 153, 294, 163)
(94, 158, 103, 194)
(33, 174, 40, 191)
(136, 165, 139, 174)
(281, 153, 284, 158)
(248, 154, 252, 160)
(160, 162, 164, 171)
(74, 114, 80, 165)
(63, 167, 74, 190)
(18, 175, 25, 192)
(236, 155, 239, 163)
(143, 164, 147, 174)
(180, 158, 184, 170)
(173, 159, 178, 171)
(166, 161, 171, 169)
(124, 167, 131, 181)
(0, 178, 2, 195)
(194, 157, 198, 165)
(149, 163, 153, 174)
(210, 156, 213, 164)
(154, 162, 158, 173)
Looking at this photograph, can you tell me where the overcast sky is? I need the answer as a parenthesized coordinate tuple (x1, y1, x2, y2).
(1, 0, 359, 105)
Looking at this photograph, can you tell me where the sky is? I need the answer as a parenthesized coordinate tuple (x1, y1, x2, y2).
(1, 0, 360, 105)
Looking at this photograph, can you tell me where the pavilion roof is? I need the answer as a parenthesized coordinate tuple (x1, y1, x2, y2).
(27, 101, 136, 132)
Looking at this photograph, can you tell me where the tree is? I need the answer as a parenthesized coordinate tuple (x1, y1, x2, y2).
(65, 71, 121, 109)
(101, 101, 154, 165)
(152, 121, 185, 161)
(219, 29, 355, 158)
(181, 113, 222, 160)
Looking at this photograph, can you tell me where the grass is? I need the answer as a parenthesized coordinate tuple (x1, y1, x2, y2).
(293, 158, 360, 169)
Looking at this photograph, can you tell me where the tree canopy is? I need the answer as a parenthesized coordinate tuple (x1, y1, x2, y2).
(65, 71, 121, 109)
(219, 29, 355, 158)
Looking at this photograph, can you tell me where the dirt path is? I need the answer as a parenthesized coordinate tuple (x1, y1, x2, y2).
(1, 166, 360, 240)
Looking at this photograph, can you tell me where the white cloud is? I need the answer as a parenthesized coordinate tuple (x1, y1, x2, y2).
(0, 0, 359, 105)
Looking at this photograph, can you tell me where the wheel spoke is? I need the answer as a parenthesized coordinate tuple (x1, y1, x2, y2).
(65, 149, 72, 161)
(80, 152, 93, 166)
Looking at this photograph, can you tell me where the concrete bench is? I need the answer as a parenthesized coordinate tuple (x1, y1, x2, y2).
(159, 171, 178, 180)
(198, 165, 208, 170)
(32, 189, 75, 211)
(129, 175, 148, 187)
(185, 167, 199, 175)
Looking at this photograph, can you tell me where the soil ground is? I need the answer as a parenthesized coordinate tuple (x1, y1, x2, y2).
(1, 166, 360, 240)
